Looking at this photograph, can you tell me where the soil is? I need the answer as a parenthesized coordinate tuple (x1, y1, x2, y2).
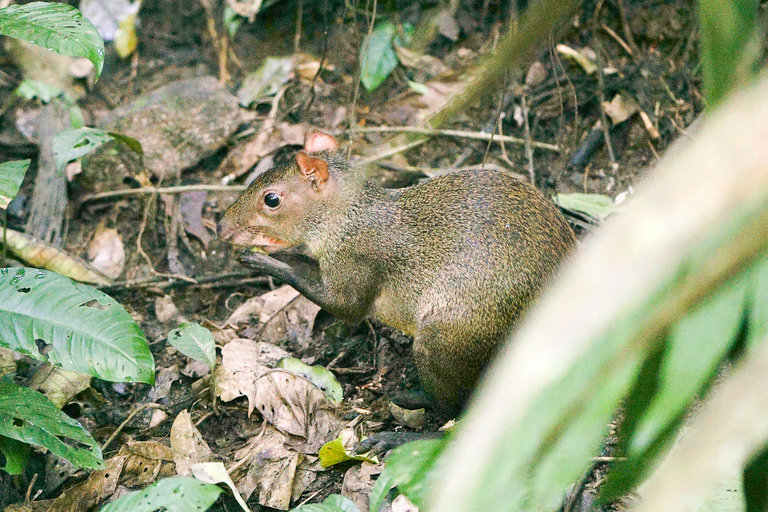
(0, 0, 702, 510)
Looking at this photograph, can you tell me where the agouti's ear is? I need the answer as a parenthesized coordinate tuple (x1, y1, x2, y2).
(304, 130, 339, 153)
(296, 151, 329, 188)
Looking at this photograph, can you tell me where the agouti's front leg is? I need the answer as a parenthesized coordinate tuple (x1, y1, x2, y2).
(236, 249, 371, 323)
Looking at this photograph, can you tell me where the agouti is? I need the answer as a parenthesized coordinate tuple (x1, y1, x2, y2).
(218, 130, 575, 410)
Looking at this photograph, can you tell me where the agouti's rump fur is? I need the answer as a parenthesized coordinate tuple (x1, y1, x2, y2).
(218, 130, 575, 409)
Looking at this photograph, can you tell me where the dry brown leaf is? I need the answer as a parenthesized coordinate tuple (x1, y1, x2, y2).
(191, 462, 251, 512)
(148, 363, 180, 401)
(291, 455, 324, 503)
(342, 462, 385, 512)
(226, 284, 300, 325)
(602, 94, 641, 125)
(215, 338, 289, 404)
(116, 441, 175, 487)
(232, 425, 301, 510)
(154, 295, 181, 324)
(171, 410, 213, 476)
(525, 61, 547, 87)
(3, 500, 53, 512)
(27, 365, 91, 409)
(0, 347, 16, 378)
(0, 228, 110, 285)
(87, 226, 125, 279)
(218, 122, 305, 182)
(262, 295, 321, 347)
(389, 402, 426, 429)
(181, 191, 212, 246)
(48, 456, 125, 512)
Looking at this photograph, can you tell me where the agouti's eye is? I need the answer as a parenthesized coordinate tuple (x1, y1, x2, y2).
(264, 192, 281, 208)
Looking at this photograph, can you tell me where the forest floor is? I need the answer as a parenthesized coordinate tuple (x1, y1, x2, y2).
(0, 0, 700, 510)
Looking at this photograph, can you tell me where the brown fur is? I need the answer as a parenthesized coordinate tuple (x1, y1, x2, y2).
(219, 135, 575, 409)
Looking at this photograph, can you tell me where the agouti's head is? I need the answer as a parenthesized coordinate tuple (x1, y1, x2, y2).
(218, 130, 350, 254)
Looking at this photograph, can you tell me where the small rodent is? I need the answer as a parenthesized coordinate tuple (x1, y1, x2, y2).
(218, 130, 575, 410)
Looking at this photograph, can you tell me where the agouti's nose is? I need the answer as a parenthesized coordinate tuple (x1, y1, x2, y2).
(216, 219, 236, 242)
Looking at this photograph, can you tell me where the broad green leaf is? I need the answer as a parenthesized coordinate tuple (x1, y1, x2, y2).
(168, 323, 216, 368)
(369, 439, 446, 512)
(360, 22, 413, 92)
(52, 127, 113, 171)
(278, 357, 343, 403)
(292, 494, 362, 512)
(0, 2, 104, 78)
(318, 437, 377, 468)
(0, 378, 102, 469)
(0, 434, 30, 474)
(15, 79, 63, 102)
(747, 257, 768, 351)
(554, 193, 620, 221)
(0, 267, 155, 384)
(0, 159, 30, 210)
(698, 0, 761, 107)
(99, 476, 223, 512)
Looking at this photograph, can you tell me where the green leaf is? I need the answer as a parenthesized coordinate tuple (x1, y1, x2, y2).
(292, 494, 362, 512)
(407, 80, 429, 95)
(167, 323, 216, 368)
(15, 79, 64, 103)
(698, 0, 761, 107)
(318, 437, 377, 468)
(360, 22, 413, 92)
(369, 439, 446, 512)
(0, 267, 155, 384)
(237, 56, 294, 107)
(107, 132, 144, 155)
(0, 2, 104, 79)
(0, 434, 31, 475)
(0, 159, 31, 210)
(278, 357, 343, 403)
(99, 476, 223, 512)
(0, 378, 102, 469)
(52, 127, 114, 171)
(747, 257, 768, 351)
(553, 193, 620, 221)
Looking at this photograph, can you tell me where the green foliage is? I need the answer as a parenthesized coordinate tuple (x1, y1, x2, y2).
(99, 477, 223, 512)
(0, 435, 31, 475)
(52, 127, 115, 172)
(360, 22, 413, 92)
(698, 0, 761, 107)
(167, 323, 216, 368)
(369, 439, 446, 512)
(554, 193, 621, 222)
(0, 2, 104, 79)
(0, 159, 31, 210)
(0, 267, 155, 384)
(15, 79, 64, 103)
(292, 494, 362, 512)
(0, 378, 103, 469)
(278, 357, 343, 403)
(318, 437, 377, 468)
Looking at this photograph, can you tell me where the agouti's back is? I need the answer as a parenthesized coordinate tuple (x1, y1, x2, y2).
(362, 169, 575, 404)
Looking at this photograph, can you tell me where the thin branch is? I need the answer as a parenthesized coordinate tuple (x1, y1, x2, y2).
(81, 184, 247, 204)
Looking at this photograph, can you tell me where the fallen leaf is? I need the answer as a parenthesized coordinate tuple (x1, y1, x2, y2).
(148, 364, 180, 401)
(389, 402, 426, 430)
(231, 426, 301, 510)
(116, 441, 175, 488)
(191, 461, 251, 512)
(215, 338, 289, 404)
(602, 94, 640, 125)
(171, 410, 213, 476)
(181, 191, 212, 246)
(48, 456, 125, 512)
(88, 227, 125, 279)
(226, 284, 301, 325)
(154, 295, 180, 324)
(556, 44, 597, 74)
(27, 365, 92, 409)
(342, 462, 385, 512)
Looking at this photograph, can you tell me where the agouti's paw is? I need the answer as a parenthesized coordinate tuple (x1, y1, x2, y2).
(236, 248, 277, 269)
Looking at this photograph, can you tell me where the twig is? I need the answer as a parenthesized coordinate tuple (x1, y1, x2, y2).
(81, 184, 247, 204)
(356, 138, 427, 166)
(25, 473, 38, 502)
(345, 126, 560, 152)
(614, 0, 640, 55)
(99, 271, 269, 293)
(521, 93, 535, 184)
(601, 23, 633, 57)
(591, 30, 618, 173)
(101, 403, 163, 452)
(294, 0, 304, 53)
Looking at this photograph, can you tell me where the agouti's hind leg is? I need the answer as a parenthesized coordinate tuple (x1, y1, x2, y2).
(412, 322, 497, 413)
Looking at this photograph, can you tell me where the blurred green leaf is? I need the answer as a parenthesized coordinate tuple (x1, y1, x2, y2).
(0, 378, 102, 469)
(360, 22, 413, 92)
(0, 159, 31, 210)
(292, 494, 362, 512)
(554, 193, 620, 221)
(0, 2, 104, 79)
(237, 57, 294, 107)
(369, 439, 446, 512)
(698, 0, 761, 107)
(0, 434, 31, 475)
(52, 127, 114, 171)
(15, 79, 63, 102)
(99, 476, 223, 512)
